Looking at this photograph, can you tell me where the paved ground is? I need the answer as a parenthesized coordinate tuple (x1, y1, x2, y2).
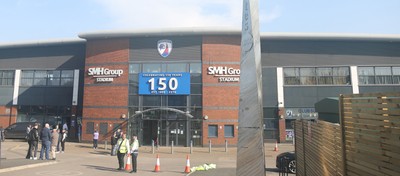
(0, 140, 294, 176)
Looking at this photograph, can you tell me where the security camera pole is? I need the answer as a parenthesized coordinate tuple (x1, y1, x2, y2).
(236, 0, 265, 175)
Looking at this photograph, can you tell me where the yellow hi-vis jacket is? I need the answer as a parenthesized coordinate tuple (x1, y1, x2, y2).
(117, 139, 130, 154)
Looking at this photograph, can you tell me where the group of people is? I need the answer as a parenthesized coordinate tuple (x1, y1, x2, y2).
(115, 133, 140, 173)
(25, 122, 68, 160)
(106, 129, 140, 173)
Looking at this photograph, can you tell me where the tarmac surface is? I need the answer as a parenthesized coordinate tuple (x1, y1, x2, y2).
(0, 140, 294, 176)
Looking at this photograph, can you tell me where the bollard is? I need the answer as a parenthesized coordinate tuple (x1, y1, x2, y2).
(190, 140, 193, 154)
(209, 140, 211, 153)
(105, 141, 108, 150)
(171, 141, 174, 154)
(225, 140, 228, 152)
(151, 140, 155, 154)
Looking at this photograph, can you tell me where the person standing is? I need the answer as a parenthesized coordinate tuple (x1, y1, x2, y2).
(62, 122, 68, 131)
(116, 128, 122, 139)
(25, 124, 32, 159)
(29, 123, 39, 160)
(39, 123, 51, 160)
(60, 129, 67, 153)
(116, 134, 130, 171)
(50, 127, 59, 160)
(130, 135, 139, 173)
(93, 129, 99, 150)
(111, 131, 118, 156)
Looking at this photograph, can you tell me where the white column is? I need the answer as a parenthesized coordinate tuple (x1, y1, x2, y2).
(350, 66, 359, 94)
(12, 70, 21, 105)
(277, 67, 284, 107)
(72, 69, 79, 105)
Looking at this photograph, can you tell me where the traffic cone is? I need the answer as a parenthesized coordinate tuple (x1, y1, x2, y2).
(184, 154, 191, 173)
(125, 154, 132, 171)
(154, 154, 160, 172)
(274, 141, 279, 152)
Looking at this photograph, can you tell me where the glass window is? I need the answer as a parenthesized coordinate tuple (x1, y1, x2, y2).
(129, 74, 139, 84)
(208, 125, 218, 137)
(47, 70, 61, 86)
(190, 63, 202, 73)
(316, 68, 333, 84)
(190, 84, 202, 94)
(33, 71, 47, 86)
(20, 71, 34, 86)
(86, 122, 94, 134)
(0, 70, 14, 86)
(191, 73, 202, 83)
(358, 67, 375, 84)
(393, 67, 400, 84)
(143, 64, 161, 73)
(190, 95, 202, 107)
(263, 119, 277, 129)
(129, 85, 138, 95)
(300, 68, 316, 85)
(264, 130, 278, 139)
(61, 70, 74, 86)
(358, 66, 399, 85)
(375, 67, 392, 84)
(333, 67, 350, 84)
(99, 123, 108, 135)
(285, 67, 350, 85)
(284, 68, 300, 85)
(224, 125, 234, 137)
(143, 96, 161, 106)
(167, 63, 187, 72)
(167, 95, 187, 106)
(129, 64, 140, 74)
(129, 95, 139, 106)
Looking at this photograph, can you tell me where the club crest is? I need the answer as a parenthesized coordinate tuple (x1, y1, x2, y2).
(157, 40, 173, 58)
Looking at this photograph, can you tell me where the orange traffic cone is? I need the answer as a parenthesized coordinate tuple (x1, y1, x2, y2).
(184, 155, 191, 173)
(154, 154, 160, 172)
(274, 141, 279, 152)
(125, 154, 132, 171)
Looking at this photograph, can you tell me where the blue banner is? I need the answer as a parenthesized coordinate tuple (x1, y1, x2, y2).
(138, 72, 190, 95)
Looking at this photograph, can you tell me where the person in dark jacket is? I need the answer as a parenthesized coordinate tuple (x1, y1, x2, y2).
(111, 131, 118, 156)
(39, 123, 51, 160)
(25, 124, 32, 159)
(29, 123, 39, 160)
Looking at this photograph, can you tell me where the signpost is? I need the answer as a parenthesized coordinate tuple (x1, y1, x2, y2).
(236, 0, 265, 175)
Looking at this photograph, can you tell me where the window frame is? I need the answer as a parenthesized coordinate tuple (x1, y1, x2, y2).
(358, 66, 400, 85)
(208, 125, 218, 138)
(224, 125, 234, 138)
(284, 67, 350, 86)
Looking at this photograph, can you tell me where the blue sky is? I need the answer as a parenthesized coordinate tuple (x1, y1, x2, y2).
(0, 0, 399, 43)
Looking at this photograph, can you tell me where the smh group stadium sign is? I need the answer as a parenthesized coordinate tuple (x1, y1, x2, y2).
(87, 67, 123, 83)
(207, 66, 241, 82)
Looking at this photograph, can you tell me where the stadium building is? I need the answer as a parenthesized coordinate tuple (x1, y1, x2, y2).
(0, 28, 399, 146)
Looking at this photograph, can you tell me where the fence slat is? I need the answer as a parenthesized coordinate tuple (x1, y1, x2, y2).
(295, 92, 400, 176)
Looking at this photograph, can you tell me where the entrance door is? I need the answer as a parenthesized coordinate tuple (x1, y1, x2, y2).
(167, 120, 186, 146)
(132, 108, 190, 146)
(142, 120, 159, 146)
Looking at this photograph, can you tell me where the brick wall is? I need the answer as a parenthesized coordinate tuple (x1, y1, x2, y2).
(0, 106, 17, 128)
(278, 118, 286, 143)
(202, 36, 241, 146)
(82, 38, 130, 142)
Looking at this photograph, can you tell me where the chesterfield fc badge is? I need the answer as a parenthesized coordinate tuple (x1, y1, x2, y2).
(157, 40, 173, 58)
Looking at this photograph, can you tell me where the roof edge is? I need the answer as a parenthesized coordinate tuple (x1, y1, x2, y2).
(260, 32, 400, 41)
(79, 27, 241, 39)
(0, 38, 86, 49)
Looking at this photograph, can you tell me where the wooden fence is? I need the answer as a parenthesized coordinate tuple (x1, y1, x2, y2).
(295, 92, 400, 176)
